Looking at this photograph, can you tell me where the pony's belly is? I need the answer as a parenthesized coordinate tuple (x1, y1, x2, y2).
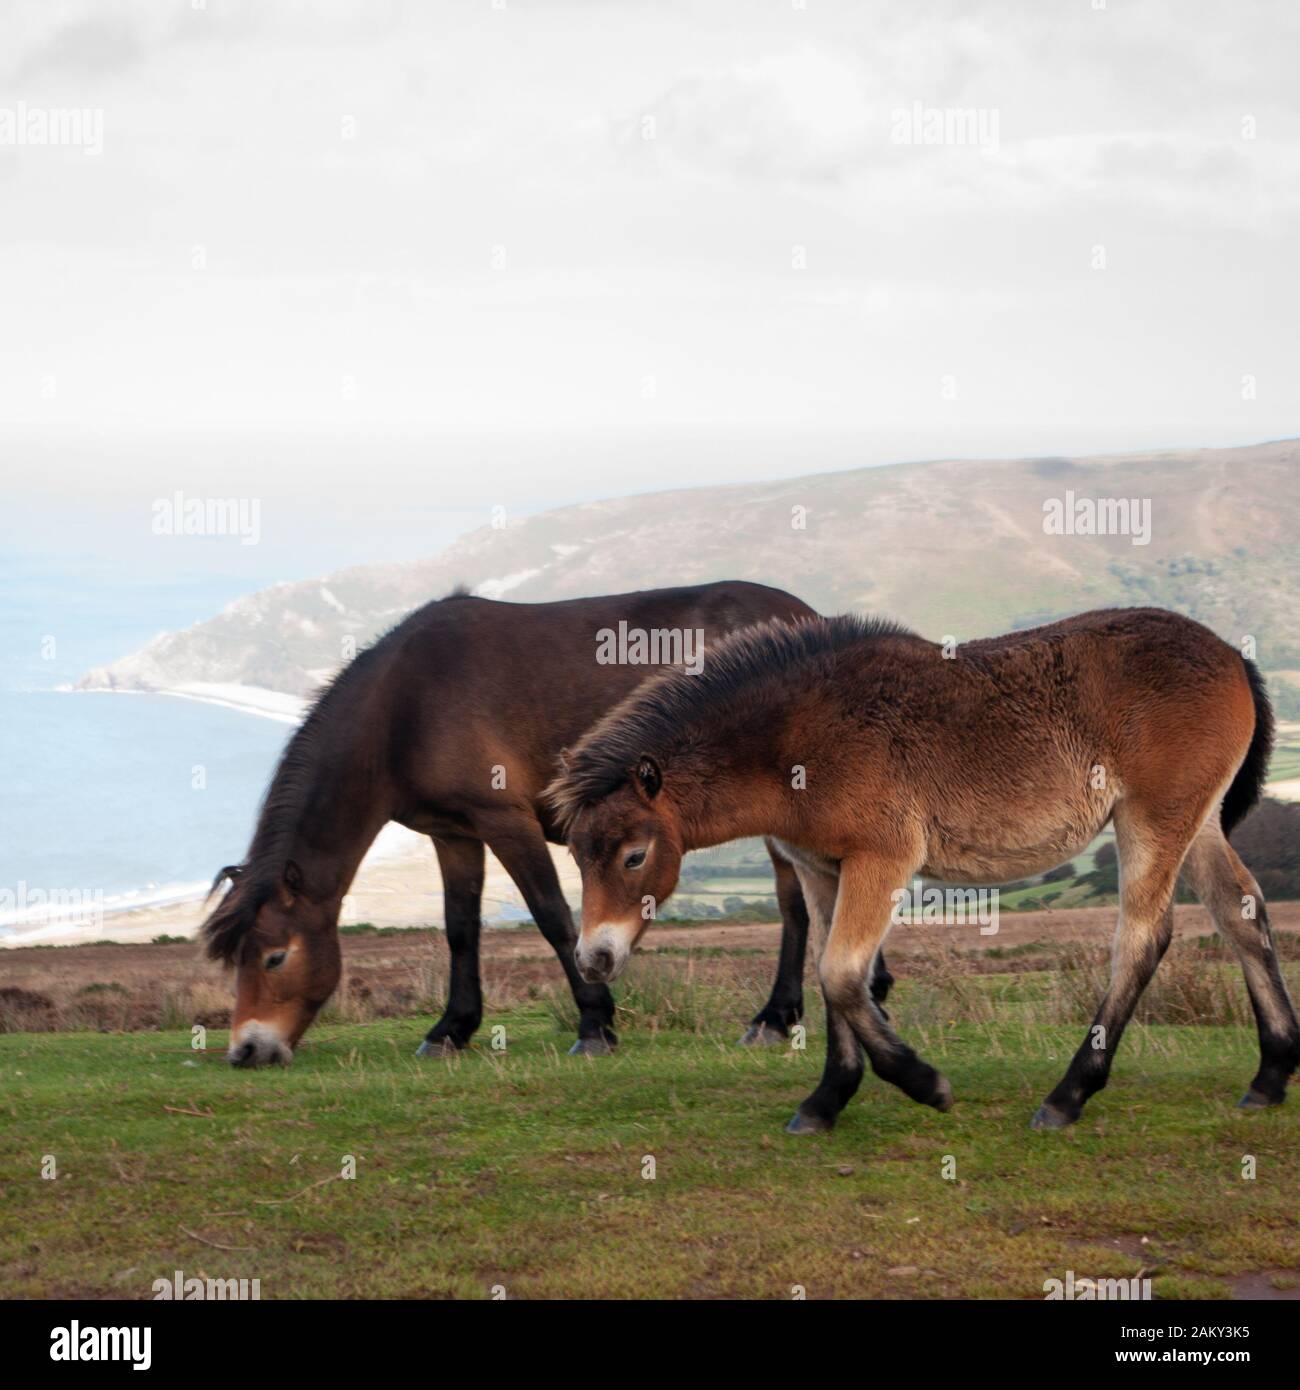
(922, 821, 1108, 887)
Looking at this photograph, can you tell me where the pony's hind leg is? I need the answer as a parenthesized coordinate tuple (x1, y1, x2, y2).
(1183, 824, 1300, 1108)
(811, 851, 953, 1120)
(418, 835, 487, 1056)
(785, 860, 864, 1134)
(1032, 801, 1184, 1129)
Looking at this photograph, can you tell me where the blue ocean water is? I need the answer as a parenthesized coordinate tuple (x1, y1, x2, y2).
(0, 553, 293, 934)
(0, 689, 289, 909)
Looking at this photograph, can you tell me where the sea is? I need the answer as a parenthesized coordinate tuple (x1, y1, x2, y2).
(0, 554, 294, 938)
(0, 425, 629, 943)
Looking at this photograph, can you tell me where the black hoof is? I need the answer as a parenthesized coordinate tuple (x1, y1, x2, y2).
(1030, 1102, 1075, 1131)
(786, 1109, 834, 1136)
(739, 1022, 787, 1047)
(1237, 1088, 1283, 1110)
(569, 1036, 615, 1057)
(416, 1037, 461, 1058)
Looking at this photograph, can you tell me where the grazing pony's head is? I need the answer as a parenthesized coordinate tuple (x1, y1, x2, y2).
(544, 629, 783, 982)
(547, 753, 685, 984)
(200, 668, 377, 1066)
(203, 860, 343, 1066)
(547, 614, 892, 982)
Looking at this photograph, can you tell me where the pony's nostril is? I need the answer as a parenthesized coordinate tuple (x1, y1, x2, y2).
(588, 948, 614, 978)
(230, 1040, 257, 1067)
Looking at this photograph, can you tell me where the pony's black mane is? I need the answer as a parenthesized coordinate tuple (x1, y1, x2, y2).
(200, 647, 381, 960)
(545, 613, 915, 831)
(202, 585, 468, 962)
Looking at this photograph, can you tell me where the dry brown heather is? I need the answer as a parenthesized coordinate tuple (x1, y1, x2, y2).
(4, 904, 1299, 1036)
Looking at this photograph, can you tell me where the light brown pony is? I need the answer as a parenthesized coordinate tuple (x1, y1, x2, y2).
(547, 607, 1299, 1133)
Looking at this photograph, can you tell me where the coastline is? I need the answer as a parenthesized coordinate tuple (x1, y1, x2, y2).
(0, 836, 581, 948)
(2, 681, 308, 945)
(8, 681, 568, 947)
(68, 680, 309, 726)
(17, 692, 1298, 950)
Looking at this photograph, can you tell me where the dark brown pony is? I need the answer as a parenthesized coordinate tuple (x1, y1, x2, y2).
(548, 607, 1299, 1133)
(202, 582, 893, 1065)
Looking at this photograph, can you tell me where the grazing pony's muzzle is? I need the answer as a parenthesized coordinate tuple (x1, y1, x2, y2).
(227, 1021, 293, 1068)
(574, 924, 632, 984)
(578, 946, 616, 983)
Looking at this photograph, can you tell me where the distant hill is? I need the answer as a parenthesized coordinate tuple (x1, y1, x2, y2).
(78, 439, 1300, 713)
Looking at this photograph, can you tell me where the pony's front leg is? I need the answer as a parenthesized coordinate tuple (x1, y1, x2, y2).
(817, 851, 953, 1117)
(477, 811, 618, 1056)
(787, 997, 865, 1133)
(746, 842, 897, 1049)
(784, 858, 863, 1131)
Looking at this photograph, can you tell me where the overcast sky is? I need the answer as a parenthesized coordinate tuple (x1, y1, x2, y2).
(2, 0, 1298, 537)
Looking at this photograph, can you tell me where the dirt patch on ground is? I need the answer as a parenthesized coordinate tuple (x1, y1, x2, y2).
(3, 901, 1299, 1034)
(1231, 1271, 1300, 1300)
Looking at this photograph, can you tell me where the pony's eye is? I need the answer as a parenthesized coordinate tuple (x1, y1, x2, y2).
(623, 849, 647, 870)
(265, 951, 287, 970)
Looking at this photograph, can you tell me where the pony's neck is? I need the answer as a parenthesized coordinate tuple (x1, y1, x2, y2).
(671, 707, 802, 852)
(255, 727, 394, 904)
(291, 801, 390, 902)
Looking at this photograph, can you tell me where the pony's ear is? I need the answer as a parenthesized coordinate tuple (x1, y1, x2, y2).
(208, 864, 244, 899)
(634, 756, 662, 801)
(280, 859, 305, 905)
(201, 881, 257, 964)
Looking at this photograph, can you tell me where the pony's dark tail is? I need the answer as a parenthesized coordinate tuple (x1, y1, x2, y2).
(1222, 658, 1273, 838)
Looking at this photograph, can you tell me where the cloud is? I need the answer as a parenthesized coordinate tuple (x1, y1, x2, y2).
(621, 42, 1297, 234)
(11, 14, 145, 81)
(967, 131, 1299, 232)
(624, 49, 879, 183)
(2, 1, 1297, 438)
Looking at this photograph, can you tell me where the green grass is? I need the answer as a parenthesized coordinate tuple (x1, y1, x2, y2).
(2, 984, 1298, 1300)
